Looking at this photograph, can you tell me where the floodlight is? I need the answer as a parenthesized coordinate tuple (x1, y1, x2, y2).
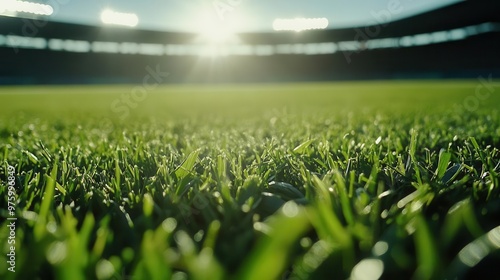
(100, 9, 139, 27)
(0, 0, 53, 16)
(273, 18, 329, 32)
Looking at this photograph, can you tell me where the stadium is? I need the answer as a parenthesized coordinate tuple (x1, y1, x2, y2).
(1, 1, 500, 84)
(1, 0, 499, 279)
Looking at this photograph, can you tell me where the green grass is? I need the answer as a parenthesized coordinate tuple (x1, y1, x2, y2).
(0, 81, 499, 280)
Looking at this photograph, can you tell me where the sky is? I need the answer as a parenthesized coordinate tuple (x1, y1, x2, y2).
(45, 0, 462, 33)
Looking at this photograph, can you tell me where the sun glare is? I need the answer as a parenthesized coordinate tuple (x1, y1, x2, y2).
(197, 22, 238, 45)
(199, 23, 238, 44)
(192, 11, 243, 47)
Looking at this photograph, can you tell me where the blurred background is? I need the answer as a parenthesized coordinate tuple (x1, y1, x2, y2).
(0, 0, 499, 84)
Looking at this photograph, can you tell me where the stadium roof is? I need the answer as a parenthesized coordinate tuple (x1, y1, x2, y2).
(3, 0, 462, 32)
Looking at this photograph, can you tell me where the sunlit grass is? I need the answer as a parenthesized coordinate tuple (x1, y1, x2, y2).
(0, 81, 499, 279)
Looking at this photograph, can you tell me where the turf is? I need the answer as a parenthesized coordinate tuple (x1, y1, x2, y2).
(0, 81, 499, 280)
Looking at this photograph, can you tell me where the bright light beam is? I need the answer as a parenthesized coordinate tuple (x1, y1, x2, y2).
(100, 9, 139, 27)
(0, 0, 54, 16)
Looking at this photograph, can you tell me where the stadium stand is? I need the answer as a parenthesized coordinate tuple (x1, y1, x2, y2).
(0, 0, 499, 84)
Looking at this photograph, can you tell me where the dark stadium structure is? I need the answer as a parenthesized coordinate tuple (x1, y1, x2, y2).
(1, 0, 499, 84)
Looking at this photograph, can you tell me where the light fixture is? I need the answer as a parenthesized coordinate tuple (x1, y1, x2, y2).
(273, 18, 329, 32)
(0, 0, 54, 16)
(100, 9, 139, 27)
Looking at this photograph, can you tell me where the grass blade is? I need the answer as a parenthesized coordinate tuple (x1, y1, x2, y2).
(293, 139, 315, 154)
(174, 149, 200, 181)
(237, 202, 310, 280)
(34, 162, 57, 240)
(436, 149, 452, 180)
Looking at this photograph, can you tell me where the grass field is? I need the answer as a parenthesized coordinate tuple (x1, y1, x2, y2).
(1, 81, 499, 280)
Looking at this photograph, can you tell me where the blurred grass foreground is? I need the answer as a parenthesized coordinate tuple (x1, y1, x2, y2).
(1, 81, 500, 279)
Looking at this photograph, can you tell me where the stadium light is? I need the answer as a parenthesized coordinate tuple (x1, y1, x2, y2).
(100, 9, 139, 27)
(0, 0, 54, 16)
(273, 18, 329, 32)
